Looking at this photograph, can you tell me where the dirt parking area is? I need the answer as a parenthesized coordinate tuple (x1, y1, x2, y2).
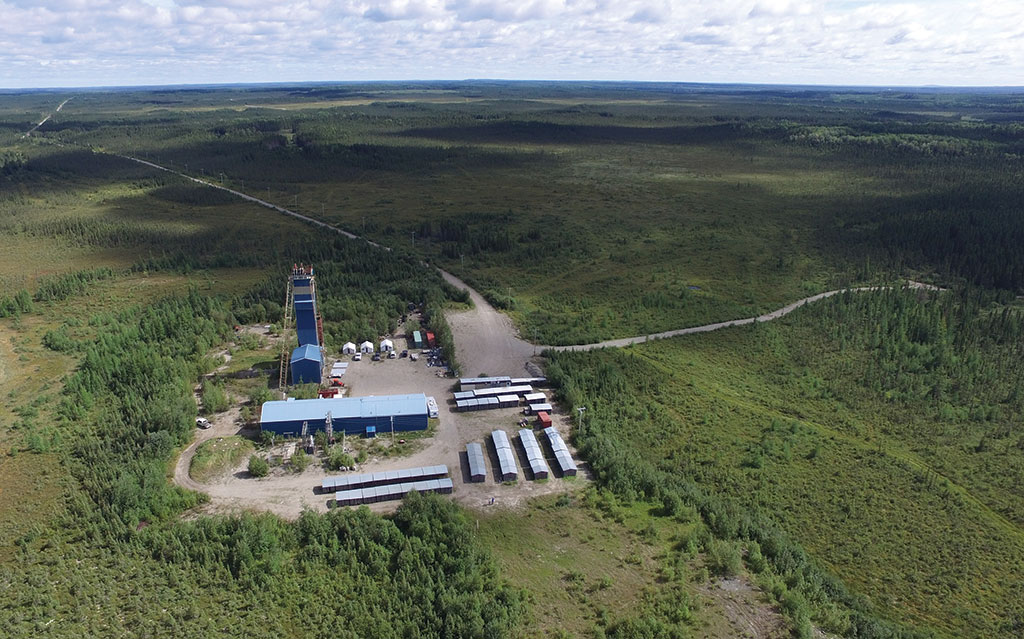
(178, 340, 587, 520)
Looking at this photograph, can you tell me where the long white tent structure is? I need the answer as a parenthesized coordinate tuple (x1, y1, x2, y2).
(492, 430, 518, 481)
(518, 428, 550, 479)
(543, 426, 578, 476)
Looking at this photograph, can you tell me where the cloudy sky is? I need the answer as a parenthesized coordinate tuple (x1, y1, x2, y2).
(0, 0, 1021, 88)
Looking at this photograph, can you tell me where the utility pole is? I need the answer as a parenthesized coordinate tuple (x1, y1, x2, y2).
(411, 231, 416, 246)
(577, 406, 587, 435)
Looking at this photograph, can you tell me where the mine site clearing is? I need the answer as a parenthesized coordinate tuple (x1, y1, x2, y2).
(180, 267, 585, 519)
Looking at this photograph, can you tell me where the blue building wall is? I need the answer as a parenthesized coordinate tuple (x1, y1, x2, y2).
(295, 300, 319, 347)
(261, 412, 427, 437)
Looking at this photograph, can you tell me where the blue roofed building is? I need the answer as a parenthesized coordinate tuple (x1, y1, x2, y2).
(260, 393, 430, 437)
(290, 344, 323, 385)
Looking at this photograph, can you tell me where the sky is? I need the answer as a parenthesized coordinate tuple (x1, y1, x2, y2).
(0, 0, 1021, 89)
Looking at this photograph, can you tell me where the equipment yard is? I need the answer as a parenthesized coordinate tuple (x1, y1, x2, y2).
(174, 302, 586, 519)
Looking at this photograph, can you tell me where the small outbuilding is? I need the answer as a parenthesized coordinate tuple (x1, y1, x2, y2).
(290, 344, 322, 385)
(380, 338, 394, 352)
(342, 342, 357, 354)
(359, 340, 375, 353)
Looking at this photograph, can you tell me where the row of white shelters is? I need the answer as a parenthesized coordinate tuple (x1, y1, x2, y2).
(491, 430, 518, 481)
(543, 426, 578, 476)
(344, 340, 395, 353)
(518, 429, 550, 479)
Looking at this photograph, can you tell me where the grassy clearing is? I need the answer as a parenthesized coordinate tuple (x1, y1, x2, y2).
(479, 491, 787, 639)
(190, 436, 255, 482)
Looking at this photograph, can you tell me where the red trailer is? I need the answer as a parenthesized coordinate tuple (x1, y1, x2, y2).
(536, 411, 552, 429)
(318, 388, 339, 398)
(425, 331, 436, 347)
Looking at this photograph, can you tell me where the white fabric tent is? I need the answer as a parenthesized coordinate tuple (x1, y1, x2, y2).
(342, 342, 356, 354)
(359, 340, 375, 353)
(380, 338, 394, 352)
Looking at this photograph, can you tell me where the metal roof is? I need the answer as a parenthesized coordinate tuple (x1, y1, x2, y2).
(460, 376, 512, 385)
(492, 430, 511, 450)
(529, 403, 553, 413)
(523, 392, 546, 402)
(467, 442, 486, 478)
(263, 394, 427, 424)
(473, 385, 532, 398)
(290, 344, 322, 362)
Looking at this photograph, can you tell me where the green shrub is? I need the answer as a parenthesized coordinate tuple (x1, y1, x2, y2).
(707, 539, 742, 577)
(202, 381, 229, 414)
(247, 454, 269, 477)
(326, 445, 355, 471)
(290, 449, 310, 473)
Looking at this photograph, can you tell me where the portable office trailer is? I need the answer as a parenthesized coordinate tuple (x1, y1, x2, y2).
(466, 442, 487, 482)
(510, 377, 547, 386)
(459, 376, 512, 391)
(497, 394, 519, 408)
(523, 392, 547, 403)
(426, 396, 439, 418)
(526, 403, 553, 415)
(453, 391, 475, 401)
(473, 385, 532, 398)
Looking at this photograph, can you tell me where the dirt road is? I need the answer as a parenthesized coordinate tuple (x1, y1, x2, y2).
(439, 269, 539, 378)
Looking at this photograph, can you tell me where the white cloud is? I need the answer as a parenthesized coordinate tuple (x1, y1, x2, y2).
(0, 0, 1020, 87)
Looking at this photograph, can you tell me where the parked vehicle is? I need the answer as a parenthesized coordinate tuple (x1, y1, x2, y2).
(196, 417, 211, 429)
(353, 353, 362, 361)
(400, 350, 408, 358)
(372, 353, 381, 361)
(410, 353, 418, 361)
(388, 350, 397, 359)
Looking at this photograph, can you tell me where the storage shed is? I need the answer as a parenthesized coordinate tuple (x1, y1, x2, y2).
(411, 330, 424, 349)
(518, 428, 550, 479)
(261, 394, 429, 437)
(536, 411, 552, 428)
(359, 340, 375, 353)
(492, 430, 518, 481)
(342, 342, 357, 354)
(466, 442, 486, 482)
(290, 344, 322, 385)
(543, 426, 578, 476)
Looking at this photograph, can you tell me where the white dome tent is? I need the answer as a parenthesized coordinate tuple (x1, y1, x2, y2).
(342, 342, 357, 354)
(380, 338, 394, 352)
(359, 340, 375, 353)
